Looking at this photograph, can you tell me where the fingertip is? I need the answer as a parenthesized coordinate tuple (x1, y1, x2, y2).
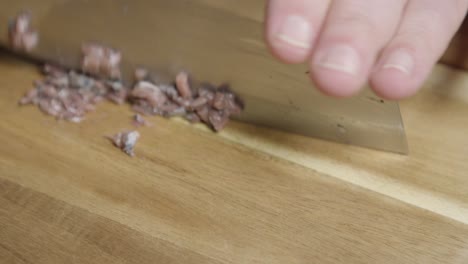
(309, 67, 365, 97)
(370, 68, 423, 100)
(265, 0, 330, 64)
(371, 48, 427, 100)
(308, 43, 368, 97)
(265, 14, 315, 64)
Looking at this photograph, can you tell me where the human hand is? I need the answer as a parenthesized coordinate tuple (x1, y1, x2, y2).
(264, 0, 468, 99)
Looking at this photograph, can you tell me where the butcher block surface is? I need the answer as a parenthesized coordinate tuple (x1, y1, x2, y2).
(1, 50, 468, 264)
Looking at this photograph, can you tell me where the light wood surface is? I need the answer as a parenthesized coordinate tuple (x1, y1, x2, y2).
(1, 49, 468, 264)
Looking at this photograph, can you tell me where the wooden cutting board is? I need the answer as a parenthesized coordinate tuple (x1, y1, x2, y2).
(1, 47, 468, 263)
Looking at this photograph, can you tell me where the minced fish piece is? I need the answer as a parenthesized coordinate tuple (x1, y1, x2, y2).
(109, 130, 140, 157)
(8, 11, 39, 52)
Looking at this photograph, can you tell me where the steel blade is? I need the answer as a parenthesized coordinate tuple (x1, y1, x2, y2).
(0, 0, 408, 153)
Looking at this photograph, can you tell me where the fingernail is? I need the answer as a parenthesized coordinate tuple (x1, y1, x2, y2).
(276, 15, 313, 49)
(316, 45, 361, 75)
(382, 49, 414, 74)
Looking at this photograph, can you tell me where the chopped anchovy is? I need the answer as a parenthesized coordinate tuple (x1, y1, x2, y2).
(132, 114, 151, 127)
(175, 71, 192, 99)
(130, 81, 168, 107)
(134, 67, 149, 82)
(19, 65, 110, 122)
(81, 42, 122, 80)
(8, 11, 39, 52)
(109, 131, 140, 157)
(16, 29, 245, 159)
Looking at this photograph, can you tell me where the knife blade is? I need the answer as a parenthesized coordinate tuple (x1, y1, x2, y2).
(0, 0, 408, 153)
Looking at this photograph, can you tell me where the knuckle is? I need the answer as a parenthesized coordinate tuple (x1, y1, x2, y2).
(394, 28, 435, 54)
(394, 9, 451, 55)
(334, 12, 380, 37)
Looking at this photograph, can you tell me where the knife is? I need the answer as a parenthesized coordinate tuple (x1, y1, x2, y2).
(0, 0, 408, 154)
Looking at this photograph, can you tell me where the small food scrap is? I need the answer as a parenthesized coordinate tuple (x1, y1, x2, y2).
(108, 130, 140, 157)
(175, 71, 192, 99)
(8, 11, 39, 52)
(134, 67, 149, 82)
(81, 42, 122, 80)
(105, 80, 128, 105)
(130, 81, 168, 109)
(132, 114, 151, 127)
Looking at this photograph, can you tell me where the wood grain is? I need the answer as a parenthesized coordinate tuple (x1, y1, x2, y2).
(1, 54, 468, 263)
(220, 63, 468, 224)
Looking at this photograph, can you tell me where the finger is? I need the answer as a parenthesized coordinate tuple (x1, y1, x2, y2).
(264, 0, 331, 64)
(371, 0, 468, 99)
(309, 0, 407, 97)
